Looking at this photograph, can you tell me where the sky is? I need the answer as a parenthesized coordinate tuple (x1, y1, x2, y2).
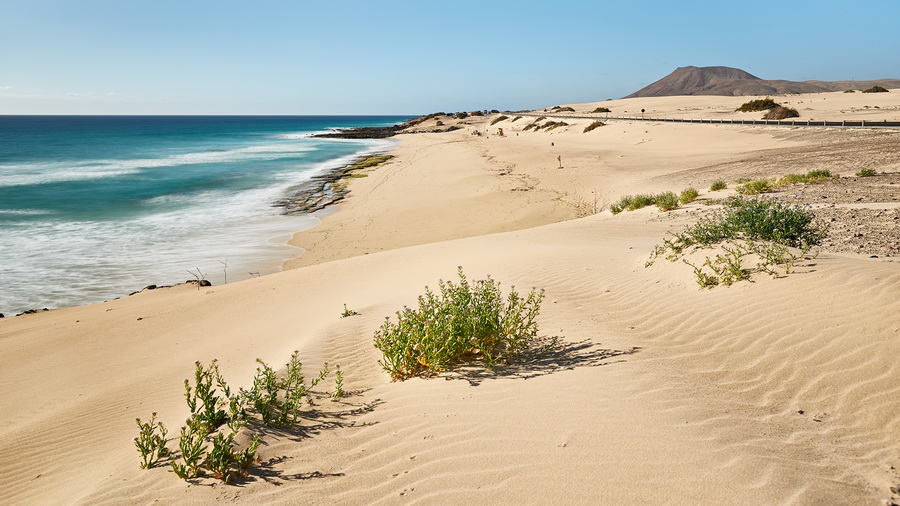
(1, 0, 898, 115)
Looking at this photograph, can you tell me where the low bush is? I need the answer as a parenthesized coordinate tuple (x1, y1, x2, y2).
(583, 120, 605, 133)
(844, 89, 856, 93)
(656, 191, 680, 211)
(373, 267, 544, 380)
(490, 115, 509, 125)
(710, 180, 727, 191)
(862, 86, 889, 93)
(856, 168, 877, 177)
(591, 107, 611, 113)
(679, 187, 699, 205)
(135, 413, 170, 469)
(763, 105, 800, 120)
(736, 98, 778, 112)
(736, 178, 774, 195)
(510, 116, 522, 123)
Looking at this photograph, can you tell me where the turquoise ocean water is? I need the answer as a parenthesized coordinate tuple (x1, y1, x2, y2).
(0, 115, 410, 315)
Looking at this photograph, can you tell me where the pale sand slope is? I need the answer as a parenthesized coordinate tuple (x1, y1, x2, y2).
(554, 88, 900, 122)
(1, 99, 899, 504)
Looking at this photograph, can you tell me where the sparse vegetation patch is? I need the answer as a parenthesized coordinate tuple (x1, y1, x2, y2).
(490, 115, 509, 125)
(583, 120, 605, 133)
(862, 86, 889, 93)
(646, 196, 826, 288)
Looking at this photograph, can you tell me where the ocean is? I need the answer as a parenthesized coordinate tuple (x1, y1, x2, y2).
(0, 115, 410, 315)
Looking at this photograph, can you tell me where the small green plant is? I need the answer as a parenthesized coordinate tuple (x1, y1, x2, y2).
(341, 304, 360, 318)
(184, 360, 228, 434)
(373, 267, 544, 380)
(736, 178, 773, 195)
(207, 432, 237, 483)
(332, 365, 345, 401)
(583, 120, 605, 133)
(710, 180, 727, 191)
(684, 260, 718, 289)
(135, 413, 170, 469)
(234, 434, 261, 478)
(862, 86, 889, 93)
(656, 191, 680, 211)
(679, 187, 699, 204)
(856, 168, 877, 177)
(170, 424, 208, 480)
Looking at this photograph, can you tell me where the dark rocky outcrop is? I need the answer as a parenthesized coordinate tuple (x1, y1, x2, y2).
(626, 66, 900, 98)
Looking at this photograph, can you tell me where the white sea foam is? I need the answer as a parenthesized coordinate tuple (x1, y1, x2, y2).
(0, 143, 316, 187)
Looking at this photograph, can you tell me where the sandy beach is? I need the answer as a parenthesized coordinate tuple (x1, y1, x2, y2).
(1, 90, 899, 504)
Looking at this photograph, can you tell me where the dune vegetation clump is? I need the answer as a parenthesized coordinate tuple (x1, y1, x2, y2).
(856, 168, 877, 177)
(510, 116, 523, 123)
(679, 187, 699, 204)
(710, 180, 727, 191)
(736, 98, 779, 112)
(591, 107, 612, 113)
(373, 267, 544, 380)
(656, 191, 680, 211)
(490, 115, 509, 125)
(763, 105, 800, 120)
(647, 196, 826, 288)
(583, 120, 605, 133)
(862, 85, 889, 93)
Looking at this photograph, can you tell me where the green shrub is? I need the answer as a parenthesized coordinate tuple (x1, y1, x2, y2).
(736, 178, 773, 195)
(243, 352, 328, 427)
(679, 187, 699, 204)
(736, 98, 778, 112)
(862, 86, 889, 93)
(856, 168, 877, 177)
(762, 105, 800, 120)
(656, 191, 680, 211)
(583, 120, 605, 133)
(373, 267, 544, 380)
(710, 180, 727, 191)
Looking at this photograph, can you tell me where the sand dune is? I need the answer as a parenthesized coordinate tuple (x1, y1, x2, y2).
(1, 92, 898, 504)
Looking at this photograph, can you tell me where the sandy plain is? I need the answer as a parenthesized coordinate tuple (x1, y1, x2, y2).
(1, 90, 898, 505)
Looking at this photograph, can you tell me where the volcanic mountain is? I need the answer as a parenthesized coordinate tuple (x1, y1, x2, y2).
(625, 66, 900, 98)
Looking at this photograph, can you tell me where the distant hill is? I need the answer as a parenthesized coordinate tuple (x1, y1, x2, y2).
(625, 66, 900, 98)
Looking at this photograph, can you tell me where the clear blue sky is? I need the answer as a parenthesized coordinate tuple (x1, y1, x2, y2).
(1, 0, 898, 115)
